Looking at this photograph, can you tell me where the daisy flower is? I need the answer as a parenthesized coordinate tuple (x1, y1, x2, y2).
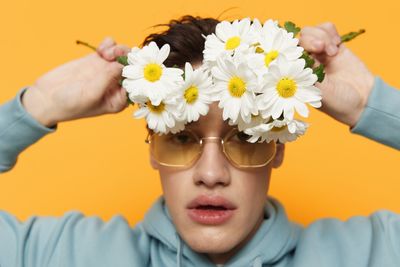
(134, 96, 184, 134)
(178, 63, 214, 123)
(257, 57, 322, 120)
(211, 53, 259, 123)
(248, 23, 304, 77)
(121, 41, 183, 106)
(228, 113, 265, 132)
(244, 118, 308, 143)
(203, 18, 256, 65)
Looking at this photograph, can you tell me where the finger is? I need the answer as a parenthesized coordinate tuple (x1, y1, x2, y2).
(97, 37, 115, 53)
(300, 27, 338, 57)
(114, 45, 131, 57)
(298, 32, 325, 54)
(317, 22, 341, 45)
(104, 87, 129, 114)
(102, 45, 131, 61)
(105, 88, 127, 113)
(119, 87, 129, 108)
(88, 62, 123, 99)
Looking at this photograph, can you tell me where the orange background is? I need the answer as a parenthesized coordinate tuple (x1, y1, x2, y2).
(0, 0, 399, 227)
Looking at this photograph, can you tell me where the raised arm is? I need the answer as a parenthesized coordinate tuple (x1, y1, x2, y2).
(0, 39, 153, 267)
(299, 23, 400, 149)
(0, 38, 131, 173)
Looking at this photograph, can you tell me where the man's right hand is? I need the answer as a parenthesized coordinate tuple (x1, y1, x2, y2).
(22, 37, 131, 127)
(299, 23, 375, 128)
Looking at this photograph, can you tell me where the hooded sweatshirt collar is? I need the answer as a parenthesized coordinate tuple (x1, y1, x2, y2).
(142, 195, 302, 267)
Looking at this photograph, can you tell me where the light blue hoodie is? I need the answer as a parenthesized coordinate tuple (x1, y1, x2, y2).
(0, 76, 399, 267)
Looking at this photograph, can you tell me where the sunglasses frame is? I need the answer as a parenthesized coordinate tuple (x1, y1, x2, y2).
(145, 128, 277, 169)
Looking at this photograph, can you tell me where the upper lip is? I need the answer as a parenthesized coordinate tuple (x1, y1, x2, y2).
(187, 194, 237, 210)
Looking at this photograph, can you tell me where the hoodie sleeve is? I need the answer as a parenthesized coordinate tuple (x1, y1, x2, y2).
(296, 210, 400, 267)
(0, 88, 56, 173)
(351, 76, 400, 149)
(0, 211, 151, 267)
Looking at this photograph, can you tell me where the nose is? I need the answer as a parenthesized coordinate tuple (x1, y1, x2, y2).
(192, 139, 231, 188)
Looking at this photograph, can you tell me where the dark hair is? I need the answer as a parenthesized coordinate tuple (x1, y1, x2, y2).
(142, 15, 220, 68)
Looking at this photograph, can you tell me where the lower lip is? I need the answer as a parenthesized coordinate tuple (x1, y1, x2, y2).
(187, 208, 235, 225)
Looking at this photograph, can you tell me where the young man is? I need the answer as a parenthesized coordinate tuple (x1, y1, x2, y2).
(0, 16, 399, 267)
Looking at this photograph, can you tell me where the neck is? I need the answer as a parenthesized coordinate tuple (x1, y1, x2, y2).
(207, 212, 265, 265)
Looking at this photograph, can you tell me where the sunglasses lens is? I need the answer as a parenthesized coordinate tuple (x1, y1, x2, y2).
(150, 131, 200, 166)
(224, 130, 276, 167)
(149, 129, 276, 167)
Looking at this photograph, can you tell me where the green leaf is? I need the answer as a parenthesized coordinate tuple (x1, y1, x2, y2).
(125, 91, 134, 105)
(341, 29, 365, 43)
(127, 97, 134, 105)
(301, 51, 315, 69)
(117, 56, 128, 66)
(119, 78, 124, 87)
(284, 21, 301, 37)
(313, 64, 325, 83)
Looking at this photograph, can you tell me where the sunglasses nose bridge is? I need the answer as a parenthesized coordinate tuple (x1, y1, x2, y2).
(199, 137, 224, 148)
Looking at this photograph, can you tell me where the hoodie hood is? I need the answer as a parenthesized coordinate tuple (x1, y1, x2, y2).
(142, 195, 302, 267)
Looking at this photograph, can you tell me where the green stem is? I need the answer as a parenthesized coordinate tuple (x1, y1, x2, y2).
(340, 29, 366, 44)
(76, 40, 97, 51)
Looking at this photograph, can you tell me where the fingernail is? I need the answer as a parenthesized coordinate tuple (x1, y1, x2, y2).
(104, 48, 115, 60)
(326, 44, 338, 56)
(334, 36, 342, 44)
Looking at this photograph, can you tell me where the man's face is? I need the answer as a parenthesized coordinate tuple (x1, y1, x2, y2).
(150, 102, 284, 264)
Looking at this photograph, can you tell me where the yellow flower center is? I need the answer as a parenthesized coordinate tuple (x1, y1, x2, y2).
(225, 36, 241, 50)
(143, 63, 163, 82)
(271, 125, 287, 132)
(184, 86, 199, 104)
(264, 50, 279, 67)
(228, 76, 246, 97)
(276, 77, 297, 98)
(255, 46, 264, 53)
(147, 101, 165, 113)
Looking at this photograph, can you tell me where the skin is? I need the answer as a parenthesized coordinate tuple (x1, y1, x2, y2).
(150, 102, 284, 264)
(19, 22, 375, 264)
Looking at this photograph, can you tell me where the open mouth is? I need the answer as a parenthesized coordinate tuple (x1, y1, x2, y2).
(187, 195, 237, 224)
(195, 205, 228, 210)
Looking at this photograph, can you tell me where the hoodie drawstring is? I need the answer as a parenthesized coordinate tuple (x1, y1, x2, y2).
(252, 255, 262, 267)
(176, 234, 183, 267)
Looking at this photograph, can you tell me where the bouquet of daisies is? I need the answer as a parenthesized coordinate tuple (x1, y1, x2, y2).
(112, 18, 363, 143)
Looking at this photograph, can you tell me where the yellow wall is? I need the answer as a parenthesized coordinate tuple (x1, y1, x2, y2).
(0, 0, 399, 227)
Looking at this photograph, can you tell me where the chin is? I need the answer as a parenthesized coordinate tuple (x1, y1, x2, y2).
(182, 227, 239, 254)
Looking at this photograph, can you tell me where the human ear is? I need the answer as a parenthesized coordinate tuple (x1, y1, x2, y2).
(272, 143, 285, 168)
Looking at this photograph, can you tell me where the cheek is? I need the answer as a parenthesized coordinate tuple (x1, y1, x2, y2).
(232, 167, 271, 217)
(234, 166, 271, 197)
(158, 168, 193, 220)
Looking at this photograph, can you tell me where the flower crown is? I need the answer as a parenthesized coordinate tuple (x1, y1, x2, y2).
(116, 18, 363, 143)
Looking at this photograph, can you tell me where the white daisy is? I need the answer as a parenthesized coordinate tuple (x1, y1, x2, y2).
(121, 41, 184, 106)
(134, 96, 184, 134)
(228, 113, 265, 132)
(203, 18, 256, 65)
(211, 53, 259, 123)
(178, 63, 213, 123)
(244, 118, 308, 143)
(248, 25, 304, 77)
(250, 18, 281, 39)
(257, 57, 322, 120)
